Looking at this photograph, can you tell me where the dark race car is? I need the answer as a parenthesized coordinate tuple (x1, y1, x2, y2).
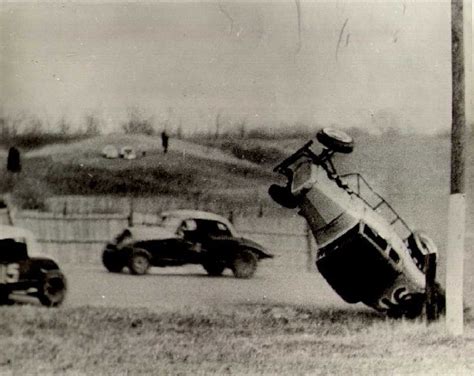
(0, 225, 67, 306)
(102, 210, 273, 279)
(269, 128, 445, 318)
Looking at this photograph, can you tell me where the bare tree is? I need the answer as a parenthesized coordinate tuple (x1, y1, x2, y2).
(122, 107, 154, 135)
(215, 112, 222, 139)
(84, 114, 101, 136)
(58, 117, 71, 135)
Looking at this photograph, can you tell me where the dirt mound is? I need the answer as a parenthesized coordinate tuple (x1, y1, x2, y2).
(26, 134, 258, 168)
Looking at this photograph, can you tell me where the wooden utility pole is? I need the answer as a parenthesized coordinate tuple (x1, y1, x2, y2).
(446, 0, 467, 336)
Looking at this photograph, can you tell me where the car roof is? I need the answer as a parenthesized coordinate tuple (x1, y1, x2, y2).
(160, 210, 230, 223)
(0, 225, 35, 240)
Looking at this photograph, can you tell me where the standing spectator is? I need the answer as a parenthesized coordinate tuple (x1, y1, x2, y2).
(161, 131, 169, 154)
(7, 146, 21, 173)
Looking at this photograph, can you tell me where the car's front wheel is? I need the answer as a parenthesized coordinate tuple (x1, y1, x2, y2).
(231, 250, 258, 279)
(128, 249, 151, 275)
(202, 261, 225, 277)
(102, 249, 124, 273)
(38, 270, 67, 307)
(268, 184, 300, 209)
(0, 288, 12, 305)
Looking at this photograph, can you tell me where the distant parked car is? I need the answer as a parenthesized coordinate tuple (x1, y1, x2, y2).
(119, 146, 137, 160)
(102, 210, 273, 278)
(269, 128, 445, 318)
(102, 145, 119, 159)
(0, 225, 67, 306)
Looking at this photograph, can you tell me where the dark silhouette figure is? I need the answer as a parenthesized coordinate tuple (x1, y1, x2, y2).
(7, 146, 21, 173)
(161, 131, 169, 154)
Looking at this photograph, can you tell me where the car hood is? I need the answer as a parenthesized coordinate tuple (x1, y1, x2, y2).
(129, 226, 177, 241)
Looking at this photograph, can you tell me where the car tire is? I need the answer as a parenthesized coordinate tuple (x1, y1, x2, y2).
(0, 288, 12, 305)
(231, 250, 258, 279)
(316, 128, 354, 154)
(268, 184, 300, 209)
(38, 270, 67, 307)
(128, 248, 151, 275)
(102, 250, 124, 273)
(202, 262, 225, 277)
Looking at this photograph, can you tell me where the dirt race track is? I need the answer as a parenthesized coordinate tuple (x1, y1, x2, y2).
(19, 264, 373, 313)
(13, 261, 474, 314)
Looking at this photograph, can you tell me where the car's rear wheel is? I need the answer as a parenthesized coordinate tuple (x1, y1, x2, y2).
(128, 249, 151, 275)
(102, 250, 124, 273)
(202, 262, 225, 277)
(231, 250, 258, 279)
(316, 127, 354, 154)
(38, 270, 67, 307)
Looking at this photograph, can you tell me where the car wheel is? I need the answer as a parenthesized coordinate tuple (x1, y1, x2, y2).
(202, 262, 225, 277)
(38, 270, 67, 307)
(316, 127, 354, 154)
(102, 250, 124, 273)
(0, 288, 12, 305)
(268, 184, 300, 209)
(231, 250, 258, 279)
(128, 249, 151, 275)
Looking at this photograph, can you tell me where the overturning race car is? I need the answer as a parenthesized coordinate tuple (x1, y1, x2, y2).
(269, 128, 445, 318)
(102, 210, 273, 279)
(0, 225, 67, 307)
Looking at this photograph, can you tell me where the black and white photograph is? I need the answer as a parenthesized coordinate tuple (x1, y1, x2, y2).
(0, 0, 473, 374)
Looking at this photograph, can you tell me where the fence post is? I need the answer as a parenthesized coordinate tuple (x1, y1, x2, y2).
(425, 253, 439, 323)
(128, 197, 134, 227)
(6, 206, 14, 226)
(306, 222, 315, 272)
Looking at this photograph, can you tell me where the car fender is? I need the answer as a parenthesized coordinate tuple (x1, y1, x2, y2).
(207, 237, 273, 260)
(18, 257, 62, 282)
(29, 257, 61, 272)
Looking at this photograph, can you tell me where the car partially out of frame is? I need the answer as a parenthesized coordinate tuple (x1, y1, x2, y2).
(269, 128, 445, 318)
(102, 210, 273, 279)
(0, 225, 67, 306)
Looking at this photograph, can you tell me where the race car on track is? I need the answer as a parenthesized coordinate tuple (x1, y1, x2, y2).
(102, 210, 273, 278)
(269, 128, 445, 318)
(0, 225, 67, 306)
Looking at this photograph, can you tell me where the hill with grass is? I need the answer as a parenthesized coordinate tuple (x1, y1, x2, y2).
(0, 134, 281, 212)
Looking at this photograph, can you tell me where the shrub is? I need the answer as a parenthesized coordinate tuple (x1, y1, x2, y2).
(10, 177, 51, 210)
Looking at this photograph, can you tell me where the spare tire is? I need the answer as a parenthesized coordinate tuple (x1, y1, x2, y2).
(316, 128, 354, 154)
(102, 249, 124, 273)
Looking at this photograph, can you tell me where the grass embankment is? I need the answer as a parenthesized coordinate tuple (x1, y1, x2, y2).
(0, 305, 473, 375)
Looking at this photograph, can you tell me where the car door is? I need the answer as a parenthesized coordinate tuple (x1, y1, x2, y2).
(185, 220, 233, 256)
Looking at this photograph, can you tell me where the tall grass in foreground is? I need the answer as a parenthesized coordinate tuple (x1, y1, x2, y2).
(0, 305, 472, 375)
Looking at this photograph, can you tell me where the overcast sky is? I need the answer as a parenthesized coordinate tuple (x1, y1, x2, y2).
(0, 1, 472, 134)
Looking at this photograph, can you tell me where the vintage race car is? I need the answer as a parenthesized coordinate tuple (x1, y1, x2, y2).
(269, 128, 444, 318)
(0, 225, 67, 306)
(102, 210, 273, 279)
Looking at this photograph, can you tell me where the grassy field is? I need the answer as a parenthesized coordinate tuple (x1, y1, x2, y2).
(0, 304, 473, 375)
